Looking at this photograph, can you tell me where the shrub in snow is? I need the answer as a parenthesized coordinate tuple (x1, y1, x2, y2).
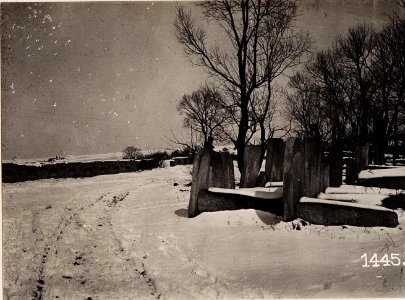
(144, 150, 170, 160)
(122, 146, 144, 160)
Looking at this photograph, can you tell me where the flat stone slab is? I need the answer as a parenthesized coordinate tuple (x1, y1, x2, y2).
(325, 185, 404, 196)
(297, 197, 399, 228)
(197, 187, 283, 216)
(357, 168, 405, 189)
(264, 181, 283, 188)
(208, 187, 283, 199)
(317, 192, 388, 207)
(367, 165, 403, 170)
(359, 167, 405, 179)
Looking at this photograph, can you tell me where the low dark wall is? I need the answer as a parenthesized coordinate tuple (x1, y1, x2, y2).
(2, 159, 162, 183)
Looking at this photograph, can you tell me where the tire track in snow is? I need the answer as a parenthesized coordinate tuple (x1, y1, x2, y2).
(31, 190, 126, 299)
(97, 192, 163, 299)
(31, 193, 108, 300)
(34, 187, 159, 299)
(4, 174, 187, 299)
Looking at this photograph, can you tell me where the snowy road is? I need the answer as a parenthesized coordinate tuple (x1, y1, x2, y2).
(3, 166, 405, 299)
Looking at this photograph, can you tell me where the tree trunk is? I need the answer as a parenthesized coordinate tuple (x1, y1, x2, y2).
(259, 121, 266, 162)
(393, 106, 399, 165)
(235, 92, 249, 173)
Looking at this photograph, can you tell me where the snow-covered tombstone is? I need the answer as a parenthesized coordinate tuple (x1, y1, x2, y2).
(240, 145, 262, 188)
(188, 149, 235, 217)
(265, 138, 285, 183)
(283, 137, 304, 221)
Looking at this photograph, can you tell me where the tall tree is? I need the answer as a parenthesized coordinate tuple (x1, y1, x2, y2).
(177, 83, 228, 145)
(174, 0, 309, 171)
(285, 70, 325, 138)
(335, 24, 375, 145)
(287, 19, 405, 168)
(372, 13, 405, 163)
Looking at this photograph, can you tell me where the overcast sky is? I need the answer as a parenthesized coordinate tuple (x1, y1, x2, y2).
(1, 0, 399, 160)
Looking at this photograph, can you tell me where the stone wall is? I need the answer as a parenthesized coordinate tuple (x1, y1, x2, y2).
(2, 159, 163, 183)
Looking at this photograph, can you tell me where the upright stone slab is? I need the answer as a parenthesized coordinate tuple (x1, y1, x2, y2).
(356, 142, 369, 172)
(329, 141, 343, 187)
(320, 163, 330, 192)
(210, 151, 235, 189)
(345, 160, 357, 184)
(240, 145, 262, 188)
(283, 138, 304, 221)
(189, 150, 236, 217)
(303, 136, 322, 198)
(256, 171, 267, 187)
(265, 138, 285, 182)
(188, 149, 212, 217)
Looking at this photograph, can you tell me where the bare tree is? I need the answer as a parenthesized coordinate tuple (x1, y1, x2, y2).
(163, 127, 199, 159)
(177, 83, 228, 145)
(285, 71, 322, 137)
(250, 85, 285, 155)
(174, 0, 309, 171)
(389, 16, 405, 163)
(390, 0, 405, 9)
(369, 23, 398, 163)
(369, 14, 405, 163)
(286, 16, 405, 179)
(335, 24, 375, 145)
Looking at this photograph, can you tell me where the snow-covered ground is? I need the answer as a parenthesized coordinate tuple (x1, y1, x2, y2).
(2, 165, 405, 299)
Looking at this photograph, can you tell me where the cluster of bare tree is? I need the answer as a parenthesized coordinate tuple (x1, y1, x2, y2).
(174, 0, 310, 171)
(174, 0, 404, 173)
(285, 12, 405, 165)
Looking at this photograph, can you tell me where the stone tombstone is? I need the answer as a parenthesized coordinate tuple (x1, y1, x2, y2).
(188, 148, 211, 217)
(188, 149, 235, 217)
(240, 145, 262, 188)
(265, 138, 285, 182)
(256, 171, 267, 187)
(303, 136, 322, 198)
(356, 142, 369, 173)
(345, 159, 357, 184)
(320, 163, 330, 192)
(329, 148, 343, 187)
(283, 137, 304, 222)
(209, 151, 235, 189)
(329, 142, 343, 187)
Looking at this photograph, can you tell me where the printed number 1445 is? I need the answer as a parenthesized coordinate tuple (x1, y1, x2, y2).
(361, 253, 402, 267)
